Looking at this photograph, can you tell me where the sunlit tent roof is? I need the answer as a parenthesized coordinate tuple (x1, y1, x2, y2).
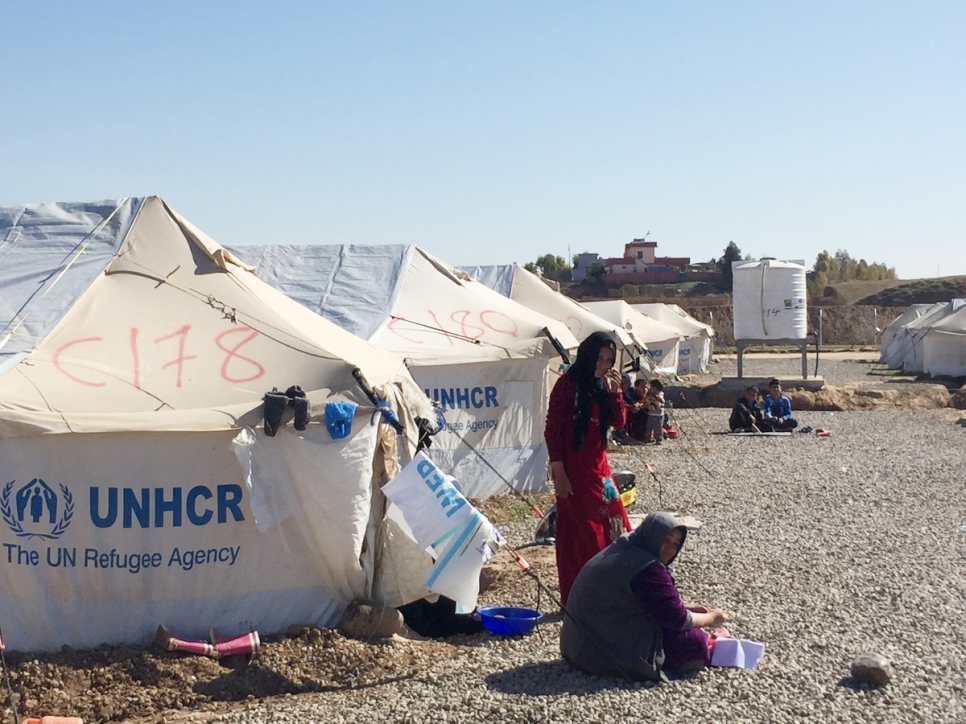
(228, 244, 578, 498)
(630, 303, 714, 339)
(630, 303, 715, 373)
(459, 264, 637, 350)
(0, 197, 432, 651)
(228, 245, 577, 363)
(581, 300, 684, 376)
(0, 198, 411, 428)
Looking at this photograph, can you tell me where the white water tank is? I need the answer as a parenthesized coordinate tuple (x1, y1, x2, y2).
(733, 259, 808, 340)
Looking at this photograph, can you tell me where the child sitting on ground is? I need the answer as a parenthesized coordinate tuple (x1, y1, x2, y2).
(613, 374, 643, 445)
(645, 379, 665, 444)
(762, 378, 798, 432)
(623, 378, 650, 443)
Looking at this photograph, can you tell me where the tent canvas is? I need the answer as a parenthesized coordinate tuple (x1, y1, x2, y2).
(228, 245, 579, 498)
(922, 304, 966, 378)
(882, 301, 963, 372)
(630, 303, 714, 373)
(0, 197, 429, 651)
(581, 300, 683, 376)
(879, 304, 939, 358)
(459, 264, 637, 351)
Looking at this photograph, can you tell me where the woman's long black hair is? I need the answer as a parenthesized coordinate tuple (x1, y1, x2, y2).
(568, 331, 618, 452)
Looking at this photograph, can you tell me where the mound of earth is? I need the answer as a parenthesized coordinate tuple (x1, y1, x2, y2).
(0, 626, 459, 723)
(859, 276, 966, 306)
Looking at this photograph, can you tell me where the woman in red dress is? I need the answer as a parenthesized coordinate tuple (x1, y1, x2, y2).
(545, 331, 631, 605)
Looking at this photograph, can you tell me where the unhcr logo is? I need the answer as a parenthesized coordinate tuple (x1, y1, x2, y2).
(1, 478, 74, 541)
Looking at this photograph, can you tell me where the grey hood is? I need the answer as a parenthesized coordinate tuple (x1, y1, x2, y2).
(627, 511, 687, 566)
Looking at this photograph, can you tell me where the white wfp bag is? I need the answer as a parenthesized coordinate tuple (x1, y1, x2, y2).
(382, 452, 503, 612)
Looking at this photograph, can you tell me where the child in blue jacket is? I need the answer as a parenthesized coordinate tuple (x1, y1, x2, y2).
(762, 379, 798, 431)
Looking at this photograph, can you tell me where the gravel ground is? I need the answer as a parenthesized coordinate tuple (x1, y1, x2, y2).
(199, 358, 966, 724)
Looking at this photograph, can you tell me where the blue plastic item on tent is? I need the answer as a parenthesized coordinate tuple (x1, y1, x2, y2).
(477, 606, 544, 635)
(325, 401, 357, 440)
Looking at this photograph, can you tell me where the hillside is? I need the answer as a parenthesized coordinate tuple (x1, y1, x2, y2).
(857, 276, 966, 306)
(817, 278, 909, 305)
(567, 275, 963, 308)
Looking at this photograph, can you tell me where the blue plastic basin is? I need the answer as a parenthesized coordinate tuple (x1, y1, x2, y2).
(477, 606, 544, 635)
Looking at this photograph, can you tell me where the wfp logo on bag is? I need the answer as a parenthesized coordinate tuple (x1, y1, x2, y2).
(1, 478, 74, 541)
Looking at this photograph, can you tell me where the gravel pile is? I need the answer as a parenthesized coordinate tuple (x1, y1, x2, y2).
(206, 404, 966, 722)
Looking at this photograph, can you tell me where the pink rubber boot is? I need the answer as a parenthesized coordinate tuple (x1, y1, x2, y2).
(210, 628, 261, 658)
(155, 625, 217, 658)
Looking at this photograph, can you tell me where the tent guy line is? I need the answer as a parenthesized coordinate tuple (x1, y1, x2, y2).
(447, 426, 546, 519)
(389, 315, 485, 346)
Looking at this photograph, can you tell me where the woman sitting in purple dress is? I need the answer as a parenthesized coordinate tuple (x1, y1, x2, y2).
(560, 511, 728, 681)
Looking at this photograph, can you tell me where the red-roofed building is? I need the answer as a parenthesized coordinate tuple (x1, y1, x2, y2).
(606, 240, 690, 274)
(574, 238, 700, 284)
(625, 239, 658, 265)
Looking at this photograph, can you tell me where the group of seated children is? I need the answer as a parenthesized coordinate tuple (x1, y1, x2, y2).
(729, 378, 798, 433)
(619, 374, 666, 444)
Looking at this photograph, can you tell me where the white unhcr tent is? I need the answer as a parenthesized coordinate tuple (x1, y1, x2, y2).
(459, 264, 642, 356)
(0, 197, 430, 651)
(630, 303, 714, 373)
(881, 301, 964, 372)
(922, 305, 966, 378)
(581, 300, 683, 376)
(228, 245, 579, 498)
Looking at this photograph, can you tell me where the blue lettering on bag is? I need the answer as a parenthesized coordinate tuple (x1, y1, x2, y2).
(416, 460, 466, 518)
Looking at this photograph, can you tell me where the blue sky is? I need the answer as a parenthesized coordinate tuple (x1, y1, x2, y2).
(3, 1, 964, 279)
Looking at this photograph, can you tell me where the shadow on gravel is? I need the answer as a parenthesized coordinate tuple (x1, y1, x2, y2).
(193, 663, 418, 701)
(485, 660, 658, 696)
(836, 677, 888, 692)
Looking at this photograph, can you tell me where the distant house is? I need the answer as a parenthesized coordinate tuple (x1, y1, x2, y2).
(572, 252, 603, 282)
(575, 239, 697, 285)
(625, 239, 658, 265)
(605, 239, 691, 283)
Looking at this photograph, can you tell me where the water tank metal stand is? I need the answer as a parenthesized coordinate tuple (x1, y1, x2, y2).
(736, 338, 810, 379)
